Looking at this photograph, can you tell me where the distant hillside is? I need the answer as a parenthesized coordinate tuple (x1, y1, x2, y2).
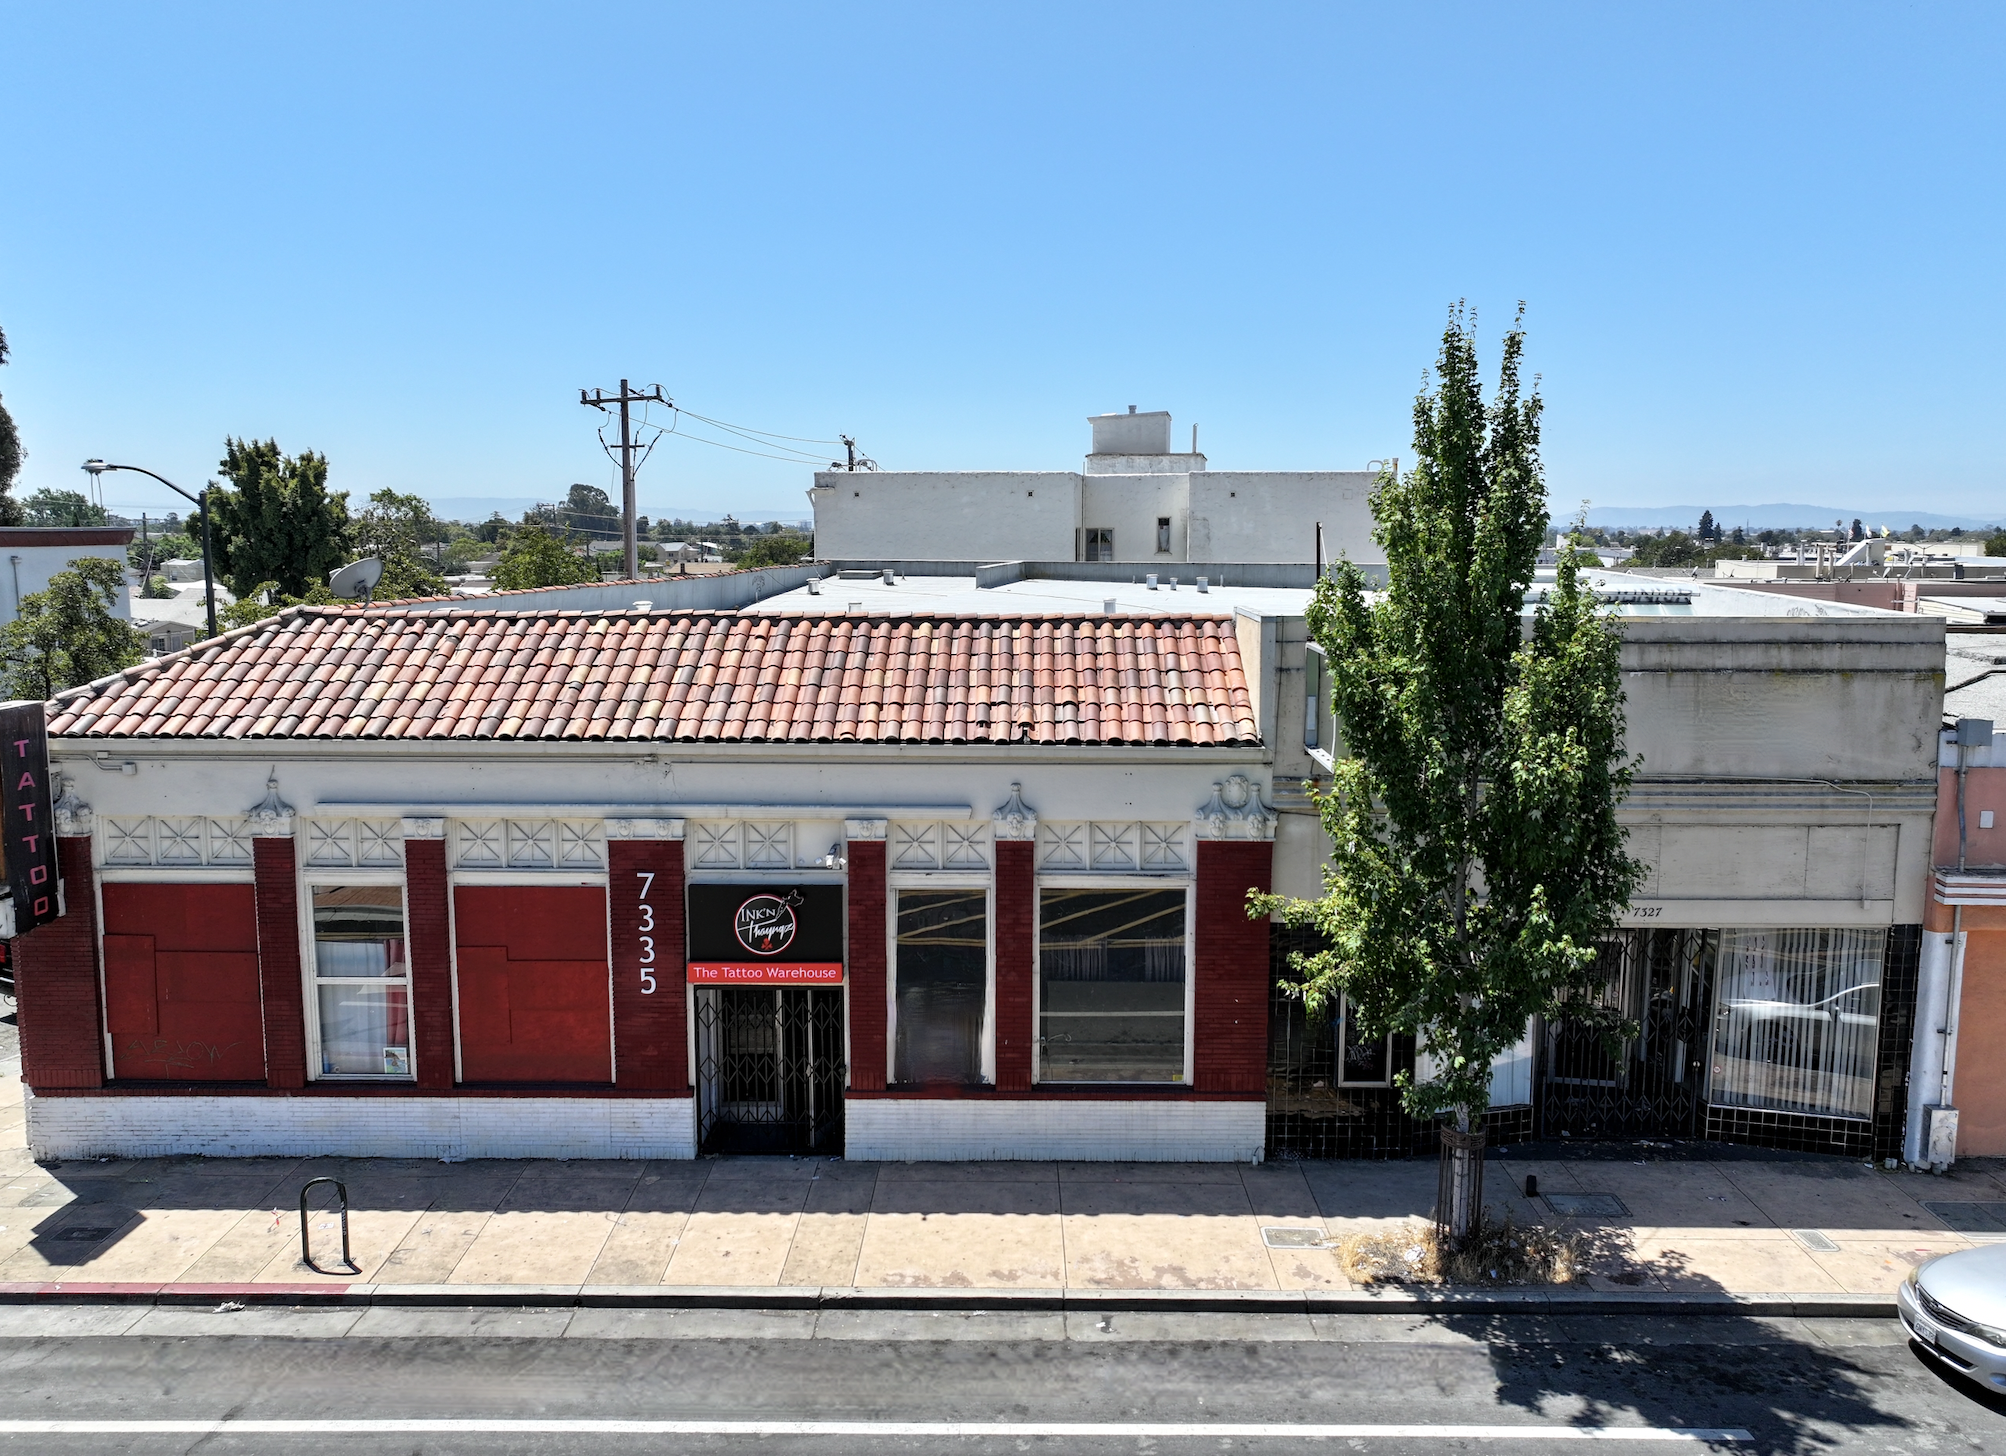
(423, 495, 811, 527)
(1568, 503, 2003, 532)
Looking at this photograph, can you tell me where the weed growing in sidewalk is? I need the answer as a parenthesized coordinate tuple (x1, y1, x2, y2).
(1335, 1214, 1581, 1286)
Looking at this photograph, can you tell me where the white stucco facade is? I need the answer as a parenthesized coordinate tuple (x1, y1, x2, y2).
(811, 410, 1380, 566)
(0, 528, 135, 626)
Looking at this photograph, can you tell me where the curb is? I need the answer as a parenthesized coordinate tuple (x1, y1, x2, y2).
(0, 1282, 1899, 1319)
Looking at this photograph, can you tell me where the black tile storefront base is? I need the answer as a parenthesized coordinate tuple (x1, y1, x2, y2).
(1704, 1105, 1875, 1159)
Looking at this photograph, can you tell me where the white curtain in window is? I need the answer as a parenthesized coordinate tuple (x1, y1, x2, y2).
(1709, 928, 1884, 1119)
(318, 985, 410, 1077)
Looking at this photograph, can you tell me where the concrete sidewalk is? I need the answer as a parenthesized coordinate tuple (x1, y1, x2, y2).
(0, 1071, 1997, 1303)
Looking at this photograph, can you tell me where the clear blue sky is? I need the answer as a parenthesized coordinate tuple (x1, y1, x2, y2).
(2, 2, 2001, 524)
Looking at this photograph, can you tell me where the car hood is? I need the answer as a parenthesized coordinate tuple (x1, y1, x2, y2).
(1918, 1243, 2006, 1317)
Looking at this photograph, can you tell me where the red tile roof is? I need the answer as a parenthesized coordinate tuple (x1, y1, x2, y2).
(48, 607, 1259, 747)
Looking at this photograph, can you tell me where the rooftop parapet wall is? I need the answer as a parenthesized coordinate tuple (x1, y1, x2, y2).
(1617, 615, 1945, 784)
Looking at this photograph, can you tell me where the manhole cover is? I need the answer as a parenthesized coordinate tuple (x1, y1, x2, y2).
(48, 1227, 115, 1243)
(1791, 1229, 1840, 1252)
(1923, 1201, 2006, 1234)
(1262, 1227, 1327, 1249)
(1543, 1193, 1629, 1218)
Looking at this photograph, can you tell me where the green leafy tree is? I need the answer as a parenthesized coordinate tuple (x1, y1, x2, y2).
(128, 531, 198, 571)
(352, 488, 448, 600)
(1252, 308, 1644, 1240)
(218, 580, 337, 631)
(1628, 530, 1708, 568)
(1696, 509, 1716, 541)
(563, 483, 619, 534)
(22, 489, 111, 526)
(1986, 529, 2006, 559)
(206, 438, 352, 599)
(491, 524, 597, 591)
(738, 535, 814, 568)
(0, 558, 145, 699)
(0, 323, 21, 525)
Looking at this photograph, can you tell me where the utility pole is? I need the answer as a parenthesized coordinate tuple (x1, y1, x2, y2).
(580, 380, 669, 580)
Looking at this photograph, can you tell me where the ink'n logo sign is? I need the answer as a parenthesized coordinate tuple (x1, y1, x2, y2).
(686, 883, 843, 985)
(734, 892, 800, 957)
(0, 702, 60, 932)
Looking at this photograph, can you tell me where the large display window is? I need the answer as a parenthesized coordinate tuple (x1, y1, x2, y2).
(1710, 927, 1885, 1120)
(1037, 886, 1188, 1083)
(893, 888, 988, 1085)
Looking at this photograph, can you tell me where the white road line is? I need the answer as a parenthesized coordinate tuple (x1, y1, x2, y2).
(0, 1419, 1755, 1440)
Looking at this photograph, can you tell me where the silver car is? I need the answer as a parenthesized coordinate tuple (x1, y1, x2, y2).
(1900, 1244, 2006, 1389)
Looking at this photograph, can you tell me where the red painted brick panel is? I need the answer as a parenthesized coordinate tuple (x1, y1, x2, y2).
(404, 836, 455, 1090)
(101, 883, 262, 1081)
(1193, 839, 1273, 1094)
(993, 839, 1035, 1091)
(846, 839, 887, 1091)
(252, 837, 307, 1089)
(608, 839, 686, 1091)
(454, 885, 611, 1083)
(16, 837, 104, 1090)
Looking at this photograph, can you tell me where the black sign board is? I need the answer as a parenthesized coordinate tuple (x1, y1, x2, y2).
(687, 883, 843, 984)
(0, 702, 58, 932)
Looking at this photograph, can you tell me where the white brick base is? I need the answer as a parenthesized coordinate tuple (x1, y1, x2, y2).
(24, 1092, 698, 1161)
(845, 1097, 1266, 1162)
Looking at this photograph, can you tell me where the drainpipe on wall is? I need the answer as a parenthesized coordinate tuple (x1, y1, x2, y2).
(1907, 923, 1959, 1170)
(6, 556, 18, 622)
(1943, 908, 1966, 1113)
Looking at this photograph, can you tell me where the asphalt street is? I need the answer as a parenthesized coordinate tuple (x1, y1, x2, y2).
(0, 1308, 1987, 1454)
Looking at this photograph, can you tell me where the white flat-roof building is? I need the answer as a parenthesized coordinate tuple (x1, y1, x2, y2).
(809, 410, 1380, 566)
(0, 527, 135, 625)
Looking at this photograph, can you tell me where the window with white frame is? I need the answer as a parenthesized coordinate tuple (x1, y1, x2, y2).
(1336, 991, 1391, 1086)
(1082, 527, 1114, 562)
(893, 888, 988, 1085)
(1038, 887, 1186, 1082)
(1304, 644, 1334, 763)
(308, 884, 413, 1079)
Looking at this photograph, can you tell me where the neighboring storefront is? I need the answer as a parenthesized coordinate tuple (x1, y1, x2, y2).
(1264, 581, 1945, 1162)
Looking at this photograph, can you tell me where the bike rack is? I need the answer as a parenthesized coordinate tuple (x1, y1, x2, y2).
(299, 1177, 360, 1276)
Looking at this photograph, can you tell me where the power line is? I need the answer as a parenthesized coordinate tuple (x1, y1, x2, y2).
(662, 424, 828, 465)
(672, 410, 842, 447)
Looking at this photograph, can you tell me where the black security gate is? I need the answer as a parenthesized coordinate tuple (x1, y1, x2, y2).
(1538, 928, 1717, 1139)
(694, 986, 846, 1155)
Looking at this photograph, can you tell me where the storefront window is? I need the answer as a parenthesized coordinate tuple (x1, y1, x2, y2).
(1337, 992, 1390, 1086)
(1038, 888, 1186, 1082)
(310, 885, 413, 1079)
(1709, 927, 1884, 1119)
(893, 889, 987, 1085)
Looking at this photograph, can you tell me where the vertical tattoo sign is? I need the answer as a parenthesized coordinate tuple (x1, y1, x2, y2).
(0, 702, 59, 931)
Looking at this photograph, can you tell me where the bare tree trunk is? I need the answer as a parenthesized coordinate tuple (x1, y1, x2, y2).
(1437, 1112, 1486, 1246)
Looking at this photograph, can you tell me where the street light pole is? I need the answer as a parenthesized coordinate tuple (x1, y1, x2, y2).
(81, 461, 218, 640)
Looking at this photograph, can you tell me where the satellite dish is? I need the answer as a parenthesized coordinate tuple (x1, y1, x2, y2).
(328, 557, 384, 602)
